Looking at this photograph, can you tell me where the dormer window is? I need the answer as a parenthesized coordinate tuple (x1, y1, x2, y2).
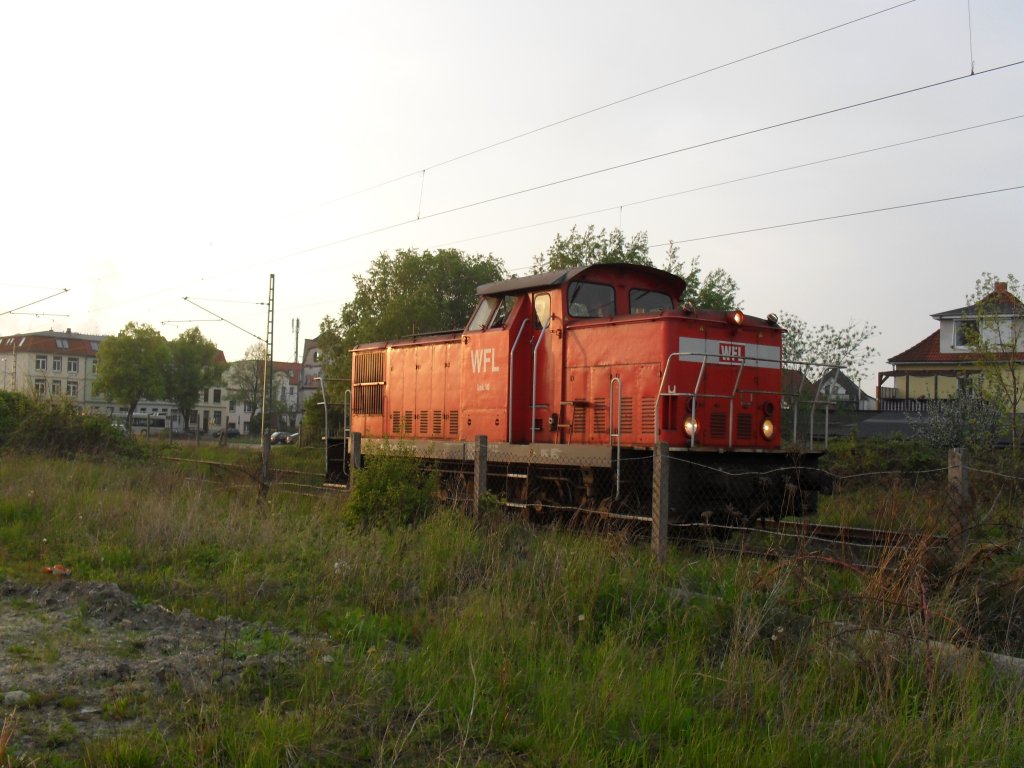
(953, 319, 977, 349)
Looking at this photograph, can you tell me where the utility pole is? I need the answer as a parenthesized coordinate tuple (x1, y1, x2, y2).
(259, 274, 275, 500)
(260, 274, 275, 437)
(291, 318, 300, 364)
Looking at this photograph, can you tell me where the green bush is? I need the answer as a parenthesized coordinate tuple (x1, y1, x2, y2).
(0, 390, 30, 437)
(4, 396, 139, 458)
(820, 433, 943, 476)
(343, 444, 439, 530)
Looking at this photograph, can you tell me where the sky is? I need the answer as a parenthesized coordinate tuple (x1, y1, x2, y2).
(1, 0, 1021, 389)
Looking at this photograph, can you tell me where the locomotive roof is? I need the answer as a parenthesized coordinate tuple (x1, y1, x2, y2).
(476, 262, 686, 298)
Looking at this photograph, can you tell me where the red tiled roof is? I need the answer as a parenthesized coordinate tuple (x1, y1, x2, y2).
(0, 332, 102, 356)
(274, 361, 302, 385)
(889, 329, 1024, 364)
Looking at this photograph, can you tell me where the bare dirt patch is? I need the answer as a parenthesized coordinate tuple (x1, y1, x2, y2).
(0, 577, 313, 762)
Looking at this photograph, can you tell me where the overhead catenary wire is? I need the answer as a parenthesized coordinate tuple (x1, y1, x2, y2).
(440, 114, 1024, 248)
(422, 59, 1024, 221)
(286, 59, 1024, 260)
(68, 8, 1020, 331)
(307, 0, 919, 212)
(651, 184, 1024, 248)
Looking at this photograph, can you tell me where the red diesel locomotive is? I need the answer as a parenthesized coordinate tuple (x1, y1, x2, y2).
(348, 262, 824, 522)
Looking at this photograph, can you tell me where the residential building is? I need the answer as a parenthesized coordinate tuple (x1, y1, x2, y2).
(878, 281, 1024, 410)
(300, 337, 325, 408)
(0, 328, 229, 434)
(1, 329, 112, 415)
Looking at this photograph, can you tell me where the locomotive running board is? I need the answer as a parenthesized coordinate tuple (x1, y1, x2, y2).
(360, 438, 613, 468)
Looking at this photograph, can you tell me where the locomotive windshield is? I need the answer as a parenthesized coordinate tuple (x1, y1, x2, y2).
(629, 288, 674, 314)
(466, 294, 517, 331)
(567, 281, 615, 318)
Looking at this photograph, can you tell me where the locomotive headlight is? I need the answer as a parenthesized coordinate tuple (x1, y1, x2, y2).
(684, 417, 699, 437)
(728, 309, 744, 326)
(761, 418, 775, 440)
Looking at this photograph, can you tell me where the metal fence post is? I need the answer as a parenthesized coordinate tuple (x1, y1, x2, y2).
(652, 442, 670, 562)
(474, 435, 488, 518)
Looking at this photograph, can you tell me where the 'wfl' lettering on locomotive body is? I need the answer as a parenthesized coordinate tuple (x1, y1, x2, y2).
(470, 347, 501, 373)
(719, 342, 745, 363)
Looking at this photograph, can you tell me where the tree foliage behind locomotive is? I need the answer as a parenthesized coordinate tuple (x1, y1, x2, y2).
(350, 262, 824, 521)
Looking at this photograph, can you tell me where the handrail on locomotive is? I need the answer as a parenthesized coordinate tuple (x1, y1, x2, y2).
(655, 352, 844, 451)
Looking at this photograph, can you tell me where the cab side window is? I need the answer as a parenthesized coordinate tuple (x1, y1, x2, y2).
(533, 293, 551, 328)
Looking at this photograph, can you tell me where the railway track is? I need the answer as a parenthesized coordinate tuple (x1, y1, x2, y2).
(667, 517, 947, 570)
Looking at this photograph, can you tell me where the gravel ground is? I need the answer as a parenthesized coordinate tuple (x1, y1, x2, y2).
(0, 577, 313, 762)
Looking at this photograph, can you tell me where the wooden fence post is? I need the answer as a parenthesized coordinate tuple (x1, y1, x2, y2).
(351, 431, 362, 471)
(948, 446, 969, 504)
(474, 435, 488, 518)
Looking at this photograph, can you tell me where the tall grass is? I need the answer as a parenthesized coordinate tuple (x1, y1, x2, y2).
(2, 453, 1024, 765)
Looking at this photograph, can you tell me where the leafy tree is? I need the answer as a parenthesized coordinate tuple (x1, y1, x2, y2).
(320, 247, 505, 382)
(961, 273, 1024, 450)
(94, 322, 170, 430)
(664, 245, 741, 310)
(534, 229, 742, 310)
(224, 343, 270, 435)
(224, 343, 289, 433)
(778, 312, 878, 390)
(165, 327, 224, 435)
(533, 225, 651, 272)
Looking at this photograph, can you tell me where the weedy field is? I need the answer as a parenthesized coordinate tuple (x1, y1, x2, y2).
(2, 439, 1024, 767)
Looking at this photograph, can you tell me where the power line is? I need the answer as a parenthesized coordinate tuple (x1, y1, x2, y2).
(286, 59, 1024, 259)
(650, 184, 1024, 247)
(1, 288, 70, 317)
(422, 59, 1024, 220)
(440, 114, 1024, 247)
(311, 0, 919, 210)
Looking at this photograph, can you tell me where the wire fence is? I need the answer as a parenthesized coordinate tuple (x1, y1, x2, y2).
(170, 432, 1024, 565)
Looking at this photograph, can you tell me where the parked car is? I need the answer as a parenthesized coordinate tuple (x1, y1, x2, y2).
(212, 427, 240, 438)
(285, 432, 300, 445)
(269, 431, 288, 444)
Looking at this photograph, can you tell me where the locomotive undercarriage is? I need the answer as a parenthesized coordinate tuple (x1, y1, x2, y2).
(418, 444, 829, 529)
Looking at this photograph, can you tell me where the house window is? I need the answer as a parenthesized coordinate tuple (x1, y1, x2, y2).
(214, 411, 222, 426)
(213, 388, 221, 403)
(953, 320, 977, 349)
(67, 381, 78, 397)
(56, 338, 69, 349)
(91, 359, 97, 375)
(229, 400, 236, 412)
(203, 389, 209, 403)
(68, 357, 79, 374)
(35, 355, 47, 371)
(53, 356, 62, 372)
(50, 380, 61, 396)
(34, 379, 46, 394)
